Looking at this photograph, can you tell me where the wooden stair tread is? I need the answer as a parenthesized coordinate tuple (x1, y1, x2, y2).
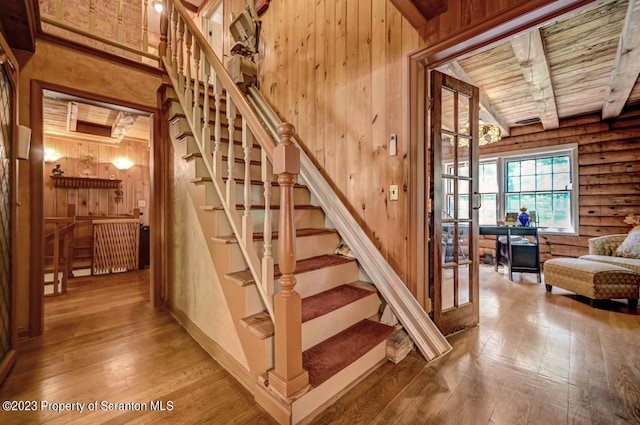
(239, 281, 377, 339)
(303, 319, 395, 388)
(302, 283, 376, 323)
(200, 204, 321, 211)
(212, 228, 335, 244)
(221, 176, 306, 187)
(225, 270, 255, 287)
(240, 311, 273, 339)
(275, 254, 356, 278)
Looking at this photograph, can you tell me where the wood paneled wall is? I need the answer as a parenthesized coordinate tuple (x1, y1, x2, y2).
(478, 107, 640, 262)
(43, 137, 150, 223)
(257, 0, 422, 281)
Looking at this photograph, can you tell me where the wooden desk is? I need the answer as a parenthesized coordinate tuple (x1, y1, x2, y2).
(480, 226, 541, 282)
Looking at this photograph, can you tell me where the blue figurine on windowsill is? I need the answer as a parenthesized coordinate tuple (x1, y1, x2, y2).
(518, 206, 530, 227)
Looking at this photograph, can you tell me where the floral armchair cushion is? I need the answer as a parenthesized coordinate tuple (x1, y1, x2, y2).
(616, 227, 640, 259)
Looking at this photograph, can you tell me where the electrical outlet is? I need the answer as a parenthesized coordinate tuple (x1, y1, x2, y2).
(389, 184, 399, 201)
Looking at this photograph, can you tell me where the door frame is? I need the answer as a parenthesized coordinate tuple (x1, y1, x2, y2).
(29, 80, 165, 336)
(0, 33, 19, 385)
(407, 0, 599, 310)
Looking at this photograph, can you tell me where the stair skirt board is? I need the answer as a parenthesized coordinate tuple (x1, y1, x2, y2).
(302, 319, 395, 388)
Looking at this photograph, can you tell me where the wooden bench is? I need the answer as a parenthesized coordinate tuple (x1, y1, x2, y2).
(544, 258, 640, 310)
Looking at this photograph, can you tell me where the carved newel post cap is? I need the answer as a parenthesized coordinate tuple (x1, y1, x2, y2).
(274, 122, 300, 175)
(277, 122, 295, 142)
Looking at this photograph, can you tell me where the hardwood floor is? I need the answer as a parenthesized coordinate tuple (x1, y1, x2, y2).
(1, 266, 639, 424)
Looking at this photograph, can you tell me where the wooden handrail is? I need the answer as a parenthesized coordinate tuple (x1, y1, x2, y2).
(161, 0, 307, 399)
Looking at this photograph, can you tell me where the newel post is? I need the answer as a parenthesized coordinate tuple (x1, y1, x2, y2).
(267, 123, 309, 398)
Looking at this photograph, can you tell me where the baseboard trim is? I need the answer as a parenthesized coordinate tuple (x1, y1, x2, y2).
(167, 301, 255, 394)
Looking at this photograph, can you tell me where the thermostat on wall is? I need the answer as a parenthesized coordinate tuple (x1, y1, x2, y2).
(137, 200, 146, 207)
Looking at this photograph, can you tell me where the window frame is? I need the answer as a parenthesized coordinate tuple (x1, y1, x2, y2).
(478, 144, 579, 235)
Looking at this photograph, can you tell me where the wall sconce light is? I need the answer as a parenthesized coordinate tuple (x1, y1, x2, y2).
(112, 158, 134, 170)
(151, 0, 163, 14)
(44, 148, 61, 162)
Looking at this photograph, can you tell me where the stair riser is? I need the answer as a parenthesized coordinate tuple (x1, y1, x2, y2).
(302, 293, 380, 351)
(190, 180, 221, 207)
(203, 208, 326, 238)
(292, 341, 387, 424)
(221, 232, 340, 269)
(276, 261, 360, 299)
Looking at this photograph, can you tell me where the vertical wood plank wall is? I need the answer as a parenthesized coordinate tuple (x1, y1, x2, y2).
(255, 0, 554, 289)
(42, 137, 150, 223)
(478, 108, 640, 262)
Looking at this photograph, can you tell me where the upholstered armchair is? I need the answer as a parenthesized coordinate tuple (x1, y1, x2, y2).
(588, 234, 628, 256)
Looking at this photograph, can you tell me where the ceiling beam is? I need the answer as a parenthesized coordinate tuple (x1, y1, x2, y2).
(389, 0, 428, 30)
(602, 0, 640, 120)
(438, 61, 510, 136)
(66, 101, 78, 132)
(511, 28, 559, 130)
(411, 0, 448, 20)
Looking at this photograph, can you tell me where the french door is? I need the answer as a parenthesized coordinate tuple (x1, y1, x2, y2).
(429, 70, 480, 335)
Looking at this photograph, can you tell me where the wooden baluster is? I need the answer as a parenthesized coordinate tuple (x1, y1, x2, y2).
(212, 76, 223, 177)
(184, 30, 193, 118)
(226, 99, 236, 207)
(89, 0, 96, 33)
(242, 118, 253, 247)
(171, 4, 179, 74)
(177, 17, 185, 94)
(262, 150, 274, 297)
(192, 45, 202, 144)
(142, 0, 149, 52)
(52, 224, 60, 296)
(268, 123, 308, 398)
(117, 0, 125, 42)
(202, 56, 212, 162)
(159, 0, 168, 66)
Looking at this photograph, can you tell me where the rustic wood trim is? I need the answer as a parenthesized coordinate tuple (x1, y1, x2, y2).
(30, 80, 160, 335)
(49, 176, 122, 189)
(2, 32, 19, 381)
(602, 0, 640, 120)
(388, 0, 429, 30)
(407, 0, 599, 314)
(510, 29, 559, 130)
(411, 0, 597, 66)
(36, 32, 164, 76)
(29, 80, 45, 337)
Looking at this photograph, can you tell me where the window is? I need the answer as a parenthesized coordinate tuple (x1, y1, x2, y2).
(478, 162, 498, 225)
(504, 154, 573, 230)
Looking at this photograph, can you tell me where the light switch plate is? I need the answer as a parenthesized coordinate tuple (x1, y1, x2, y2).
(389, 133, 397, 156)
(389, 184, 399, 201)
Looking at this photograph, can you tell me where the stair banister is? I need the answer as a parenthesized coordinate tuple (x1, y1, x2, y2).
(247, 86, 453, 361)
(161, 0, 310, 395)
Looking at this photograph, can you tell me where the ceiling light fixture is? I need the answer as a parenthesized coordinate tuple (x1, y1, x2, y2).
(456, 123, 502, 147)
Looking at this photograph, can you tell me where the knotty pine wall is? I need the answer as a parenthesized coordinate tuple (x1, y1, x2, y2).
(478, 107, 640, 262)
(43, 137, 150, 223)
(254, 0, 561, 286)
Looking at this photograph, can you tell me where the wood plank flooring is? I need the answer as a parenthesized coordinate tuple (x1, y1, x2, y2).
(1, 265, 639, 424)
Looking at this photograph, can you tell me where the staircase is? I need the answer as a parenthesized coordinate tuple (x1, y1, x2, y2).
(158, 1, 451, 423)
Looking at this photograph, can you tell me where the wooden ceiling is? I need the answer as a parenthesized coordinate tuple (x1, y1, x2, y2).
(43, 92, 151, 145)
(435, 0, 640, 136)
